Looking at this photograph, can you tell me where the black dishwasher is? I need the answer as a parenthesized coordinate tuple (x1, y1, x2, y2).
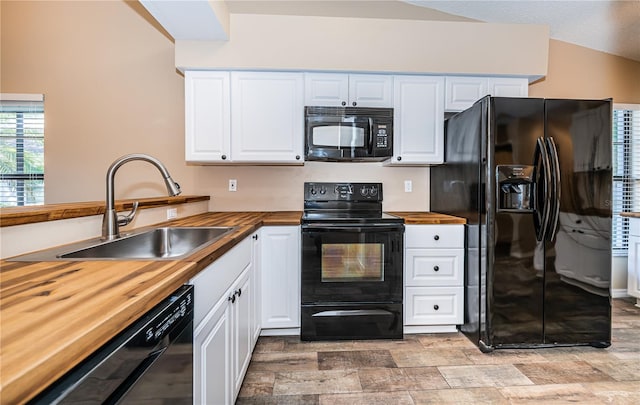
(30, 284, 194, 405)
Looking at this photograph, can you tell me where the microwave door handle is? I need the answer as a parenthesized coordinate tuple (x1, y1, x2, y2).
(368, 118, 374, 154)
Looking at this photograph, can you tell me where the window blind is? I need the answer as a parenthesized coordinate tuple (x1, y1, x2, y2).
(0, 94, 45, 206)
(612, 104, 640, 255)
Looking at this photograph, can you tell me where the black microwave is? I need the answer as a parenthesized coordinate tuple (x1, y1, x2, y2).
(304, 106, 393, 161)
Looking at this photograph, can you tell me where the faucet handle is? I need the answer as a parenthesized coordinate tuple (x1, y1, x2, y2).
(117, 201, 139, 227)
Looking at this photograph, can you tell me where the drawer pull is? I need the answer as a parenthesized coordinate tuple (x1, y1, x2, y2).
(433, 265, 440, 272)
(434, 235, 440, 241)
(228, 294, 236, 304)
(235, 288, 242, 297)
(433, 304, 439, 311)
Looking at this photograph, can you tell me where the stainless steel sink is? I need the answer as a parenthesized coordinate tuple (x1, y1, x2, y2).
(9, 226, 236, 261)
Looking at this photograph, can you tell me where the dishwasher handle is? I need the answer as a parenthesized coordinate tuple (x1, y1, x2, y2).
(103, 347, 167, 405)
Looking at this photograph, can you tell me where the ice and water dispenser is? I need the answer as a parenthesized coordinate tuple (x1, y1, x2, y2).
(497, 165, 535, 212)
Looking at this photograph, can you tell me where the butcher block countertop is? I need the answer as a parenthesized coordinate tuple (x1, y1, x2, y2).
(0, 210, 463, 404)
(621, 212, 640, 218)
(389, 212, 467, 224)
(0, 211, 300, 404)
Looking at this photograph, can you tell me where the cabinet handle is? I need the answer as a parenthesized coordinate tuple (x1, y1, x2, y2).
(434, 235, 440, 241)
(228, 294, 236, 304)
(235, 288, 242, 297)
(296, 155, 301, 160)
(252, 234, 258, 240)
(433, 304, 439, 311)
(341, 101, 347, 106)
(433, 265, 439, 272)
(221, 155, 227, 160)
(397, 156, 402, 161)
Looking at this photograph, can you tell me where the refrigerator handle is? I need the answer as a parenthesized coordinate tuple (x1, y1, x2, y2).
(534, 137, 552, 242)
(546, 137, 561, 241)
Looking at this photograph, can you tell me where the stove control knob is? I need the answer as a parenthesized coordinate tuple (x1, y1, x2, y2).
(369, 186, 378, 196)
(310, 188, 317, 195)
(360, 187, 369, 196)
(319, 187, 326, 195)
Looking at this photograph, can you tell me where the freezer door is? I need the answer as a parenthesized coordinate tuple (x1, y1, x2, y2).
(543, 99, 612, 347)
(488, 97, 546, 347)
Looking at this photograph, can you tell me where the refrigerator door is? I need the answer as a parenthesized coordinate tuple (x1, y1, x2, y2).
(543, 99, 612, 347)
(432, 98, 486, 347)
(489, 97, 546, 347)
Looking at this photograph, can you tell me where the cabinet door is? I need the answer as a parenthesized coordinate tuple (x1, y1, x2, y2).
(185, 71, 230, 162)
(391, 75, 444, 164)
(251, 232, 262, 347)
(445, 76, 488, 111)
(304, 73, 349, 107)
(231, 267, 252, 399)
(261, 226, 301, 329)
(488, 77, 528, 98)
(628, 218, 640, 299)
(349, 74, 393, 107)
(231, 72, 304, 163)
(194, 295, 232, 405)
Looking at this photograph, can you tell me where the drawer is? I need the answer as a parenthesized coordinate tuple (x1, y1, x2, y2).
(404, 286, 463, 326)
(405, 248, 463, 287)
(405, 225, 464, 248)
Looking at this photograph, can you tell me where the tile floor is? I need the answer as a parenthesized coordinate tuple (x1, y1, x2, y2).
(237, 298, 640, 404)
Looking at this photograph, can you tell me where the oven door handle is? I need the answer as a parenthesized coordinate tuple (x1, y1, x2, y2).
(302, 224, 404, 232)
(312, 309, 395, 317)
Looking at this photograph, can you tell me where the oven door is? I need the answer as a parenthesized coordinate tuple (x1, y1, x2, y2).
(301, 224, 404, 304)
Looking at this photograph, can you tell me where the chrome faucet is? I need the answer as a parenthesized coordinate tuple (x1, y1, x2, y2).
(102, 153, 181, 240)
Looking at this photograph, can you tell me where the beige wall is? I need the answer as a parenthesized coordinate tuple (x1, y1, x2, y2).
(176, 13, 549, 78)
(2, 1, 640, 212)
(530, 39, 640, 103)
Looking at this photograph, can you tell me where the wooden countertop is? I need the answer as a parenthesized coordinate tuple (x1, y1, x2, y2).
(0, 195, 210, 227)
(389, 212, 467, 224)
(620, 212, 640, 218)
(0, 209, 464, 403)
(0, 211, 301, 405)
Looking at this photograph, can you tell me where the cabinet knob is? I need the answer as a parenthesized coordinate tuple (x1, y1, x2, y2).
(341, 101, 347, 106)
(433, 265, 440, 272)
(352, 101, 357, 107)
(253, 234, 258, 240)
(221, 155, 227, 160)
(434, 235, 440, 241)
(235, 288, 242, 297)
(296, 155, 301, 160)
(434, 304, 439, 311)
(397, 156, 402, 161)
(228, 294, 236, 304)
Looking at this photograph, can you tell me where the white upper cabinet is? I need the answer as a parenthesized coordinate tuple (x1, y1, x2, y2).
(185, 70, 304, 164)
(231, 72, 304, 163)
(185, 71, 230, 162)
(304, 73, 393, 107)
(445, 76, 528, 111)
(389, 75, 444, 165)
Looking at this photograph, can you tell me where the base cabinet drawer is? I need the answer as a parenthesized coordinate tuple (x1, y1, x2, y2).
(405, 248, 463, 286)
(405, 287, 463, 325)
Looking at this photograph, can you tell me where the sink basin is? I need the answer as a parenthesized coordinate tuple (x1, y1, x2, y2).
(10, 227, 236, 261)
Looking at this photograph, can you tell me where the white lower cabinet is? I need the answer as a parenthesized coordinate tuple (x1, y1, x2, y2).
(404, 224, 465, 333)
(191, 237, 257, 404)
(627, 218, 640, 303)
(260, 226, 301, 334)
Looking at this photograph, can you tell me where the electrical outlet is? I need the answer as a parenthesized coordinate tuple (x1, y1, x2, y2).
(404, 180, 412, 192)
(229, 179, 237, 192)
(167, 207, 177, 219)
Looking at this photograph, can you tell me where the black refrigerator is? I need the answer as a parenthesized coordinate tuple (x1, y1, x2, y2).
(431, 96, 612, 352)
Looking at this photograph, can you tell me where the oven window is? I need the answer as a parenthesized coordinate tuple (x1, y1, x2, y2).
(313, 125, 365, 147)
(321, 243, 384, 282)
